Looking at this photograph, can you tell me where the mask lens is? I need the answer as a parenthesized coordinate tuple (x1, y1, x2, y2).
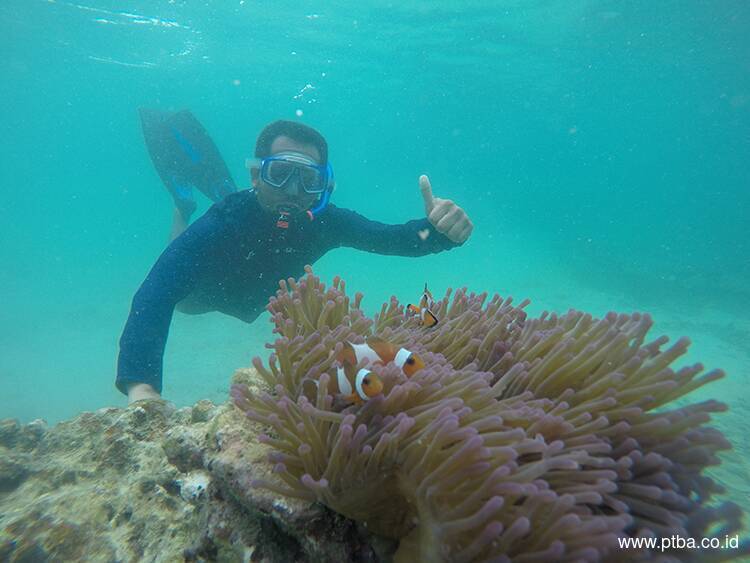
(265, 160, 294, 186)
(299, 167, 324, 193)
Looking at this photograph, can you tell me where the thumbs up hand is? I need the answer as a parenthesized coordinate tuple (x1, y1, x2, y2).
(419, 175, 473, 244)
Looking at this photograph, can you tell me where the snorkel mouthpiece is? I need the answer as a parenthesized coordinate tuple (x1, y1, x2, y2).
(275, 202, 319, 229)
(276, 206, 292, 229)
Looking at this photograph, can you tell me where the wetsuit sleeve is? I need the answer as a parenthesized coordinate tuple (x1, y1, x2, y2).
(325, 207, 461, 256)
(116, 212, 225, 395)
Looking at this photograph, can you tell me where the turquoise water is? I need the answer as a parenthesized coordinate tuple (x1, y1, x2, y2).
(1, 0, 748, 510)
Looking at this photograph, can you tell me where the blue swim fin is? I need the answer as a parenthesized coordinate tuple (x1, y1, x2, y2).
(139, 108, 237, 220)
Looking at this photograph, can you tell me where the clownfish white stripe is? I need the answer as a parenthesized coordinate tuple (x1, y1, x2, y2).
(349, 342, 381, 367)
(355, 368, 371, 401)
(393, 348, 411, 369)
(337, 367, 353, 397)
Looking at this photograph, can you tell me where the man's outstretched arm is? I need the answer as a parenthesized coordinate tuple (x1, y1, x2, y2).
(117, 212, 223, 403)
(328, 174, 473, 256)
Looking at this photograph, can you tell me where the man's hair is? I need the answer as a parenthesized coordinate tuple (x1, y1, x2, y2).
(255, 120, 328, 164)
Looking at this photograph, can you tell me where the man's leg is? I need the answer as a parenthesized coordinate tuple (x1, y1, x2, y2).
(169, 207, 189, 242)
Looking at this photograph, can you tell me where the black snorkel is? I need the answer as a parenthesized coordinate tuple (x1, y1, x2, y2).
(307, 162, 334, 219)
(307, 187, 332, 219)
(274, 162, 334, 229)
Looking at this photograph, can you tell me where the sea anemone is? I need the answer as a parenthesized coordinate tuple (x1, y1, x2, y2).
(231, 266, 746, 561)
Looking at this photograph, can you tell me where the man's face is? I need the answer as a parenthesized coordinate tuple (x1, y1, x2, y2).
(252, 136, 322, 216)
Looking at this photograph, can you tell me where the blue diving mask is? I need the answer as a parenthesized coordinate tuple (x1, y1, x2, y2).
(246, 152, 335, 219)
(255, 152, 333, 194)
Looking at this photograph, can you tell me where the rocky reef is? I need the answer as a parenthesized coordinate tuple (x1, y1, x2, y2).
(0, 377, 392, 562)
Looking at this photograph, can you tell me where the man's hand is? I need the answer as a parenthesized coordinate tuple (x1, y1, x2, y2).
(420, 175, 473, 244)
(127, 382, 161, 404)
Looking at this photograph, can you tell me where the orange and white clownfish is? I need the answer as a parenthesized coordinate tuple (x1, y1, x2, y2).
(340, 336, 425, 378)
(302, 362, 383, 405)
(406, 284, 439, 328)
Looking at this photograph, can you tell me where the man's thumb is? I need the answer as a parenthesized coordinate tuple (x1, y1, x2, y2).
(420, 174, 435, 213)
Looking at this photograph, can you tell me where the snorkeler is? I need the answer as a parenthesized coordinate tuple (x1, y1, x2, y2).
(117, 111, 473, 403)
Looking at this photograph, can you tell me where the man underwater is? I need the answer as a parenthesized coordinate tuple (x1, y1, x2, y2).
(118, 112, 473, 403)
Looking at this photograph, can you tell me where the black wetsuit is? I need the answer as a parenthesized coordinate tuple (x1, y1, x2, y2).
(116, 190, 459, 394)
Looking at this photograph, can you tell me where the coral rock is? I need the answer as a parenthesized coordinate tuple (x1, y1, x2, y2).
(0, 393, 391, 562)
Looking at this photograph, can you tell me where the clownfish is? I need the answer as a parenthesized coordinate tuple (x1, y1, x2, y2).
(301, 336, 424, 405)
(341, 336, 425, 378)
(302, 363, 384, 405)
(406, 284, 439, 328)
